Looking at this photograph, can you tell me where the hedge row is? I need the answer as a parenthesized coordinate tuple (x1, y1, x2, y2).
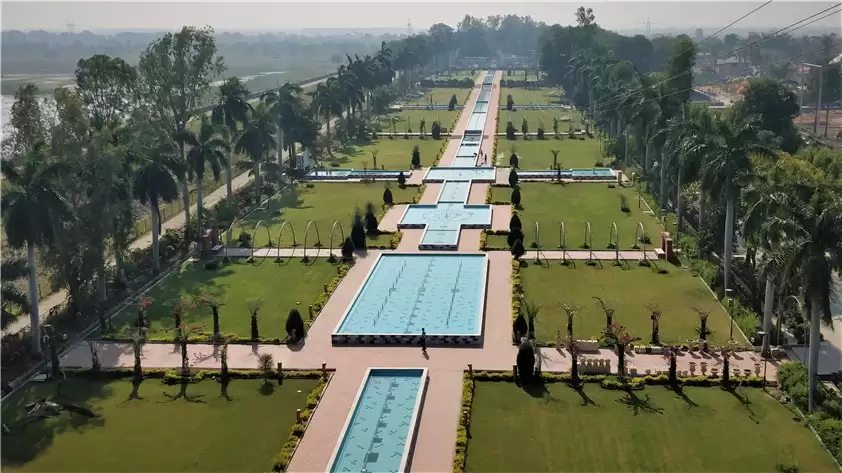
(61, 367, 325, 382)
(452, 373, 473, 473)
(271, 375, 332, 471)
(777, 362, 842, 465)
(480, 230, 510, 251)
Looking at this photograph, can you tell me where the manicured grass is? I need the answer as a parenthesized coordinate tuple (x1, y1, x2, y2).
(232, 183, 419, 247)
(326, 138, 445, 169)
(518, 260, 737, 344)
(1, 377, 318, 472)
(501, 87, 565, 105)
(465, 382, 838, 473)
(401, 87, 472, 106)
(110, 259, 337, 339)
(498, 109, 585, 133)
(495, 138, 603, 169)
(488, 183, 664, 249)
(374, 109, 462, 131)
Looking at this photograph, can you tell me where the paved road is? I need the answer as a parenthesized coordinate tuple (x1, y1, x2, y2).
(3, 74, 337, 337)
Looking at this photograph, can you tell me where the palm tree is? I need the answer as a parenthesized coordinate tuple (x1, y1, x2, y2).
(263, 82, 302, 167)
(701, 114, 775, 299)
(132, 141, 184, 273)
(185, 115, 229, 235)
(235, 103, 276, 203)
(211, 77, 251, 204)
(1, 257, 31, 330)
(309, 79, 343, 154)
(1, 146, 70, 353)
(765, 187, 842, 411)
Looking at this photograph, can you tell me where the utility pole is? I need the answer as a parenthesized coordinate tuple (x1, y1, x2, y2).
(805, 63, 823, 135)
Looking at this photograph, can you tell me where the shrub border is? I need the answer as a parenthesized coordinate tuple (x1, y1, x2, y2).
(272, 372, 333, 471)
(453, 369, 771, 473)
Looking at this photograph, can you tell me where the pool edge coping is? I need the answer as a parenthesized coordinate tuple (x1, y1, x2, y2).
(324, 367, 430, 473)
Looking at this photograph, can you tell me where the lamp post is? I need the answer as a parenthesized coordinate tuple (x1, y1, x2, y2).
(757, 330, 768, 390)
(803, 62, 823, 135)
(725, 288, 735, 341)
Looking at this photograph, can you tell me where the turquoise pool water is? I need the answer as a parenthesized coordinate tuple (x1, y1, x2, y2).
(306, 169, 409, 180)
(466, 112, 486, 132)
(328, 369, 426, 473)
(438, 181, 471, 203)
(425, 167, 495, 182)
(516, 168, 616, 178)
(400, 203, 491, 248)
(334, 254, 486, 335)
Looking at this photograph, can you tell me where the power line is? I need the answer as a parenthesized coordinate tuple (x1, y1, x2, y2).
(589, 4, 842, 113)
(591, 41, 842, 117)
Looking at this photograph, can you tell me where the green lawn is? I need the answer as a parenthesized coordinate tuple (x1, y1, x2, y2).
(1, 377, 318, 472)
(401, 87, 472, 106)
(488, 183, 664, 249)
(110, 259, 337, 339)
(326, 138, 445, 170)
(374, 109, 462, 131)
(501, 87, 565, 105)
(518, 260, 736, 344)
(498, 109, 585, 133)
(232, 182, 419, 248)
(495, 138, 603, 169)
(465, 382, 838, 473)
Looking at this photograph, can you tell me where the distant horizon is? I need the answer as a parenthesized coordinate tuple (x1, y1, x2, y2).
(3, 2, 840, 33)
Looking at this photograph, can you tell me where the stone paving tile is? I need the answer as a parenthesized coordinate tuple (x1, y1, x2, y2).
(491, 204, 512, 232)
(379, 205, 406, 232)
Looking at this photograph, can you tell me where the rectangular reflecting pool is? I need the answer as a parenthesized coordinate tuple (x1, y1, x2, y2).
(332, 254, 487, 345)
(327, 368, 428, 473)
(399, 203, 492, 249)
(424, 167, 495, 182)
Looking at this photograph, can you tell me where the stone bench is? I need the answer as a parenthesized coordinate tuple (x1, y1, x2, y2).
(577, 340, 600, 352)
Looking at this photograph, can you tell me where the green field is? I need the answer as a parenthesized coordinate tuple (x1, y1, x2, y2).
(495, 138, 603, 169)
(325, 138, 445, 170)
(501, 87, 565, 105)
(401, 87, 472, 106)
(465, 382, 838, 473)
(373, 109, 462, 131)
(110, 259, 337, 339)
(232, 182, 419, 248)
(518, 260, 737, 345)
(499, 109, 585, 134)
(488, 183, 664, 249)
(1, 377, 318, 472)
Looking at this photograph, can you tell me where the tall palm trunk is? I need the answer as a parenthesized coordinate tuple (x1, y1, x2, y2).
(698, 187, 707, 230)
(253, 162, 262, 203)
(659, 147, 667, 210)
(644, 123, 650, 171)
(178, 141, 191, 231)
(276, 124, 284, 167)
(325, 115, 332, 155)
(675, 167, 682, 240)
(150, 202, 161, 273)
(225, 148, 233, 204)
(97, 251, 107, 302)
(196, 176, 204, 234)
(761, 277, 774, 357)
(723, 186, 736, 299)
(26, 241, 41, 353)
(808, 296, 821, 411)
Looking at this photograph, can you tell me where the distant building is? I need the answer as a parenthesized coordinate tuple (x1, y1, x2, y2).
(715, 56, 751, 78)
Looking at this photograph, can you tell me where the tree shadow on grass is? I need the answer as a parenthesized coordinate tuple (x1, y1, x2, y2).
(616, 391, 664, 415)
(571, 384, 597, 406)
(161, 381, 206, 404)
(521, 378, 555, 403)
(1, 379, 112, 467)
(726, 385, 759, 424)
(668, 385, 698, 408)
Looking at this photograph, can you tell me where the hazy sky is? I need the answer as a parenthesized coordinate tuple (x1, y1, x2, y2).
(2, 1, 840, 33)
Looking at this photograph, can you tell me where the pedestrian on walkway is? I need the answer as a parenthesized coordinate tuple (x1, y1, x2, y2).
(420, 328, 427, 353)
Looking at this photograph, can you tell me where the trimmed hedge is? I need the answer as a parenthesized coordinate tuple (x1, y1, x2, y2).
(452, 373, 474, 473)
(480, 230, 509, 251)
(271, 374, 332, 471)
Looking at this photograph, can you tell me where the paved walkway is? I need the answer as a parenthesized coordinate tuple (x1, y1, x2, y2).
(58, 72, 780, 473)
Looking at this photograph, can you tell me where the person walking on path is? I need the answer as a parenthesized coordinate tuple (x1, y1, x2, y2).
(420, 328, 427, 354)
